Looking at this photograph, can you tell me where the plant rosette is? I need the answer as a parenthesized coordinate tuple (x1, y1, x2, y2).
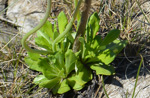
(80, 12, 127, 75)
(24, 11, 127, 94)
(25, 49, 92, 94)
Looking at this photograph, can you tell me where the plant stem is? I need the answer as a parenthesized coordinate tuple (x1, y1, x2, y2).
(132, 55, 143, 98)
(102, 75, 109, 98)
(52, 0, 83, 52)
(63, 0, 71, 4)
(72, 0, 92, 52)
(74, 0, 81, 21)
(135, 0, 150, 24)
(21, 0, 53, 54)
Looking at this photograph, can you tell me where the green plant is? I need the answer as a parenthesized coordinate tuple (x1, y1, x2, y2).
(22, 0, 127, 94)
(132, 55, 143, 98)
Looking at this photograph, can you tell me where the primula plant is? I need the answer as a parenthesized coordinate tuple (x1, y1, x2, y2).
(22, 0, 127, 94)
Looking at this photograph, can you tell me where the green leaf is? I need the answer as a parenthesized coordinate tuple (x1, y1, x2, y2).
(85, 57, 100, 64)
(35, 36, 51, 50)
(90, 63, 115, 75)
(40, 20, 53, 40)
(58, 11, 68, 34)
(37, 30, 52, 44)
(78, 37, 92, 60)
(97, 49, 116, 65)
(24, 57, 42, 72)
(52, 79, 70, 94)
(24, 52, 42, 72)
(39, 56, 65, 79)
(68, 61, 92, 90)
(53, 21, 59, 40)
(106, 39, 127, 53)
(67, 33, 75, 44)
(35, 31, 52, 50)
(88, 12, 100, 39)
(34, 76, 70, 94)
(78, 37, 85, 43)
(98, 39, 127, 65)
(33, 75, 61, 89)
(27, 52, 40, 60)
(55, 51, 65, 66)
(91, 35, 102, 49)
(100, 29, 120, 46)
(55, 51, 65, 72)
(65, 49, 77, 75)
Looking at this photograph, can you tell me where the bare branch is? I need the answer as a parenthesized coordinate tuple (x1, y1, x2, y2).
(73, 0, 92, 52)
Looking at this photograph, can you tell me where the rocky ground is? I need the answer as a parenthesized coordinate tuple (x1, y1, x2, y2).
(1, 0, 150, 98)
